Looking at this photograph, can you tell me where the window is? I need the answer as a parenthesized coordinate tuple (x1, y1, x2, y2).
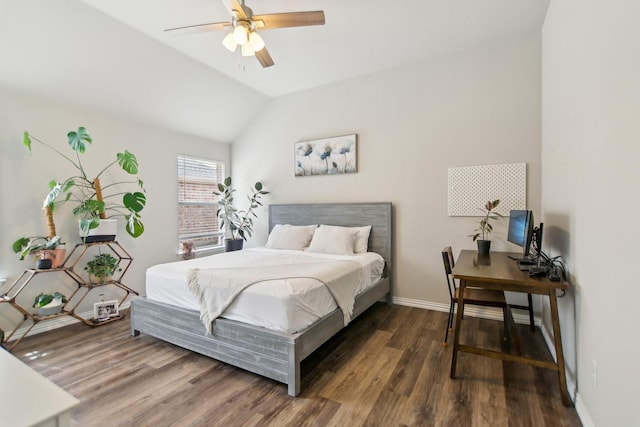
(177, 155, 225, 252)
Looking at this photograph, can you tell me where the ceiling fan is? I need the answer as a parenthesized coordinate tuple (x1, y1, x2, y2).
(164, 0, 325, 68)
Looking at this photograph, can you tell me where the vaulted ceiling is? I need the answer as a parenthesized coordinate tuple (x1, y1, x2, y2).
(0, 0, 550, 143)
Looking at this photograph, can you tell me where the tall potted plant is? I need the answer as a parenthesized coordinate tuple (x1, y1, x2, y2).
(470, 199, 502, 254)
(22, 127, 146, 241)
(213, 177, 269, 252)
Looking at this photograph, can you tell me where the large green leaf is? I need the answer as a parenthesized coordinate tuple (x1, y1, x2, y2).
(125, 214, 144, 238)
(123, 192, 146, 213)
(67, 127, 92, 153)
(12, 237, 29, 253)
(117, 150, 139, 174)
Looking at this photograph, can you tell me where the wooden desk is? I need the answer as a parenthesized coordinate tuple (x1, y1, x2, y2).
(450, 250, 572, 407)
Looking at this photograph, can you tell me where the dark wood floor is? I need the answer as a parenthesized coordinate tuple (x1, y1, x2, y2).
(13, 304, 582, 427)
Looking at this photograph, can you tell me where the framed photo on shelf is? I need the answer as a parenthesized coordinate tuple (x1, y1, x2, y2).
(93, 300, 119, 322)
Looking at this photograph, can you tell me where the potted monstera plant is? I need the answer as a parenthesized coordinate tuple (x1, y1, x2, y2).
(22, 127, 146, 242)
(470, 199, 503, 254)
(213, 177, 269, 252)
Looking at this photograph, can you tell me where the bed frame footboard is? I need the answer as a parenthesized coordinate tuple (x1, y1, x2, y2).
(131, 276, 390, 396)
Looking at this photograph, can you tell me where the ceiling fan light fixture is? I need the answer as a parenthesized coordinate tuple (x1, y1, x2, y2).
(249, 31, 265, 52)
(232, 21, 249, 44)
(241, 43, 255, 57)
(222, 32, 238, 52)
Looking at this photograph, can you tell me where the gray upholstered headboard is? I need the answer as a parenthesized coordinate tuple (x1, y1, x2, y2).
(268, 202, 393, 279)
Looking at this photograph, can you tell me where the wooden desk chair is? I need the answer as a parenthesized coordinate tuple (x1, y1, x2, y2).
(441, 246, 510, 347)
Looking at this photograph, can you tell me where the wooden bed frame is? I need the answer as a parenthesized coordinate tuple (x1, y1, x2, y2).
(130, 202, 393, 396)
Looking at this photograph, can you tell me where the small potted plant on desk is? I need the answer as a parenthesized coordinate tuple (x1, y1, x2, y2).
(84, 253, 121, 283)
(470, 199, 502, 254)
(213, 176, 269, 252)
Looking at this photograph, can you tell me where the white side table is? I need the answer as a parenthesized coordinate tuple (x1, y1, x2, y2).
(0, 349, 79, 427)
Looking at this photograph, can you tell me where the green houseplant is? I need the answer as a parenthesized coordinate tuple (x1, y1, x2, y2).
(33, 291, 67, 316)
(12, 235, 62, 261)
(470, 199, 503, 254)
(213, 176, 269, 252)
(84, 253, 121, 283)
(22, 127, 146, 240)
(13, 204, 67, 268)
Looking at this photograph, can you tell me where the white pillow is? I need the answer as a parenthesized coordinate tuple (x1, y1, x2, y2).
(352, 225, 372, 254)
(307, 225, 358, 255)
(265, 224, 317, 250)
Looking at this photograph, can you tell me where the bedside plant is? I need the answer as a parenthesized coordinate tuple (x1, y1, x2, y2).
(84, 253, 121, 283)
(213, 176, 269, 252)
(470, 199, 503, 254)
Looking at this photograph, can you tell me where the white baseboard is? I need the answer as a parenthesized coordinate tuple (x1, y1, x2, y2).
(5, 301, 131, 343)
(393, 296, 539, 326)
(573, 394, 595, 427)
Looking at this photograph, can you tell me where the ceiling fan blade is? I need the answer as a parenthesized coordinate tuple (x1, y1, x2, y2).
(256, 47, 274, 68)
(253, 11, 325, 29)
(164, 21, 230, 34)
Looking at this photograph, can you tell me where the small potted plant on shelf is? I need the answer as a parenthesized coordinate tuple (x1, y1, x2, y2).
(213, 176, 269, 252)
(84, 253, 121, 283)
(32, 291, 67, 316)
(22, 127, 147, 242)
(470, 199, 503, 254)
(12, 235, 66, 269)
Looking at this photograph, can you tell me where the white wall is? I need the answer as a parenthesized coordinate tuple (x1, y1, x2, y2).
(0, 86, 230, 331)
(542, 0, 640, 425)
(233, 34, 542, 308)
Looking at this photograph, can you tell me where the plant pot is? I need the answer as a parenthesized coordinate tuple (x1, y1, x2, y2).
(79, 219, 117, 243)
(89, 273, 112, 284)
(36, 258, 52, 270)
(36, 296, 64, 316)
(476, 239, 491, 254)
(42, 248, 67, 268)
(224, 239, 244, 252)
(37, 304, 62, 316)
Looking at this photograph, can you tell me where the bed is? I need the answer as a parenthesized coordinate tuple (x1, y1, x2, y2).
(130, 202, 393, 396)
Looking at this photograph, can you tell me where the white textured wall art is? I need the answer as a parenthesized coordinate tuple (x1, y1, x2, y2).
(447, 163, 526, 216)
(294, 134, 357, 176)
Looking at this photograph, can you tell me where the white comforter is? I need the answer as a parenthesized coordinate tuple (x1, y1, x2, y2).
(188, 260, 362, 334)
(146, 248, 385, 333)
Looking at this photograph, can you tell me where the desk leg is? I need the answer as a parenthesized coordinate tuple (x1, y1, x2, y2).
(450, 280, 466, 379)
(548, 289, 573, 407)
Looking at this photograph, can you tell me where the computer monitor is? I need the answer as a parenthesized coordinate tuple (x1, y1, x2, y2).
(507, 210, 534, 258)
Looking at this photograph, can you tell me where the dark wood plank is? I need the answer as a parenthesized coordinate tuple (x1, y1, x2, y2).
(14, 304, 582, 427)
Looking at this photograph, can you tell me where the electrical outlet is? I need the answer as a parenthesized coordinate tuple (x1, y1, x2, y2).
(592, 360, 598, 387)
